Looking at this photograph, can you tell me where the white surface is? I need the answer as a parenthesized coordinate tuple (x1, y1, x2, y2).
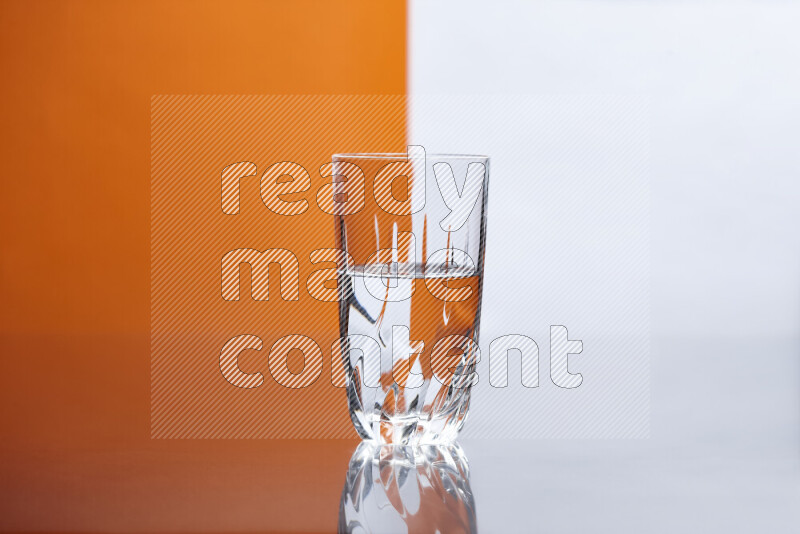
(462, 338, 799, 532)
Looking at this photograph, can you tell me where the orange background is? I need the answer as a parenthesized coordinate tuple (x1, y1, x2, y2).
(0, 0, 406, 531)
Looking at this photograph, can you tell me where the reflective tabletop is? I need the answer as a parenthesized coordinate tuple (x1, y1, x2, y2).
(0, 337, 797, 532)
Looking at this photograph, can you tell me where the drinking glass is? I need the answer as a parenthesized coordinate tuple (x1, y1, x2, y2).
(332, 149, 489, 444)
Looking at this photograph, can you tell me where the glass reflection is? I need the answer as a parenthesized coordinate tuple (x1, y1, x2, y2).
(339, 442, 477, 533)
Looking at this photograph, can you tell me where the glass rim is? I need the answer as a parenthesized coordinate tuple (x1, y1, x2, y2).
(332, 152, 489, 160)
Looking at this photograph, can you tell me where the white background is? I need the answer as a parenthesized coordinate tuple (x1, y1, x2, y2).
(410, 0, 799, 530)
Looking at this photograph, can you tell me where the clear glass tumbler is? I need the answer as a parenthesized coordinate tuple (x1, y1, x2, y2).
(332, 149, 489, 444)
